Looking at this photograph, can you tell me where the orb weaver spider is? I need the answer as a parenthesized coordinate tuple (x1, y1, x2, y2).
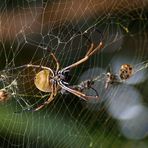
(24, 41, 103, 111)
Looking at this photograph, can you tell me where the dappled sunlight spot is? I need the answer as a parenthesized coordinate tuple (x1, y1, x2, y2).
(119, 104, 143, 120)
(78, 67, 105, 82)
(105, 84, 142, 119)
(119, 105, 148, 140)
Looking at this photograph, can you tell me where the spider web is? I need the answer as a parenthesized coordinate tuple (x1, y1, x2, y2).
(0, 0, 148, 147)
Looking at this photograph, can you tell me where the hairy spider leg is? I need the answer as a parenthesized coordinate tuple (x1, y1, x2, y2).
(34, 81, 57, 111)
(50, 53, 60, 73)
(58, 80, 99, 101)
(60, 41, 103, 72)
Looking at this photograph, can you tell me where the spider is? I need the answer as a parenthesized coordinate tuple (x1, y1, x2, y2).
(25, 41, 103, 111)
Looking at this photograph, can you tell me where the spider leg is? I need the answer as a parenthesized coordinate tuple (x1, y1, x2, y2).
(34, 83, 57, 111)
(26, 53, 60, 72)
(88, 42, 103, 57)
(60, 41, 103, 72)
(50, 53, 60, 73)
(58, 80, 99, 101)
(85, 43, 95, 56)
(27, 64, 54, 75)
(90, 87, 99, 97)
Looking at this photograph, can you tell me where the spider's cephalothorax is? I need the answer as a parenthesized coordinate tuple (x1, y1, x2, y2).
(27, 41, 103, 111)
(60, 70, 71, 84)
(119, 64, 133, 80)
(57, 70, 71, 84)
